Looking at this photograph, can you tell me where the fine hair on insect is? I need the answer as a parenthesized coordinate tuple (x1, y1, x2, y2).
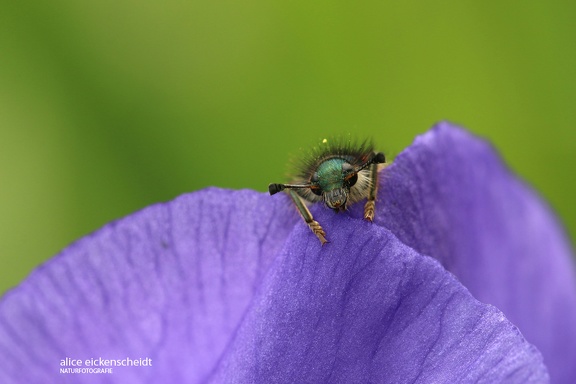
(268, 137, 386, 245)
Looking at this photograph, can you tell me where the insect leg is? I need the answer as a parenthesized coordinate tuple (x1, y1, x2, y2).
(364, 162, 379, 221)
(288, 190, 327, 245)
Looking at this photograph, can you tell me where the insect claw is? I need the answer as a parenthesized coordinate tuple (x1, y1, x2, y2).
(308, 220, 328, 245)
(364, 200, 375, 221)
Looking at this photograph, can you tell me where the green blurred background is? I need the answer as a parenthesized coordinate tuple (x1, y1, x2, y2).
(1, 1, 575, 295)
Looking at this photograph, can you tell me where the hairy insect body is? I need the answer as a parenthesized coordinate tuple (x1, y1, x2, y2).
(269, 138, 386, 245)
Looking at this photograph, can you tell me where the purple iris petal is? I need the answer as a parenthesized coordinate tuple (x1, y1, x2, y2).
(211, 214, 547, 383)
(0, 122, 570, 383)
(0, 189, 296, 383)
(368, 122, 576, 382)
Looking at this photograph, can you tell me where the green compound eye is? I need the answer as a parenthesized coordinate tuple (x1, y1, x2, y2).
(268, 137, 386, 245)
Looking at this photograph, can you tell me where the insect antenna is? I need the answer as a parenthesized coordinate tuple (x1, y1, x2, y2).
(355, 152, 386, 172)
(268, 183, 312, 195)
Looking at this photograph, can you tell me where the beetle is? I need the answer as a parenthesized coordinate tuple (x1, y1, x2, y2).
(269, 138, 386, 245)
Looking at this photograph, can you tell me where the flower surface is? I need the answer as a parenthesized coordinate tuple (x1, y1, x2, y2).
(1, 123, 574, 383)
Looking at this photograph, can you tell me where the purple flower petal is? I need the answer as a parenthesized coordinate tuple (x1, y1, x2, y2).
(369, 122, 576, 383)
(0, 123, 567, 383)
(0, 189, 296, 383)
(211, 214, 547, 383)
